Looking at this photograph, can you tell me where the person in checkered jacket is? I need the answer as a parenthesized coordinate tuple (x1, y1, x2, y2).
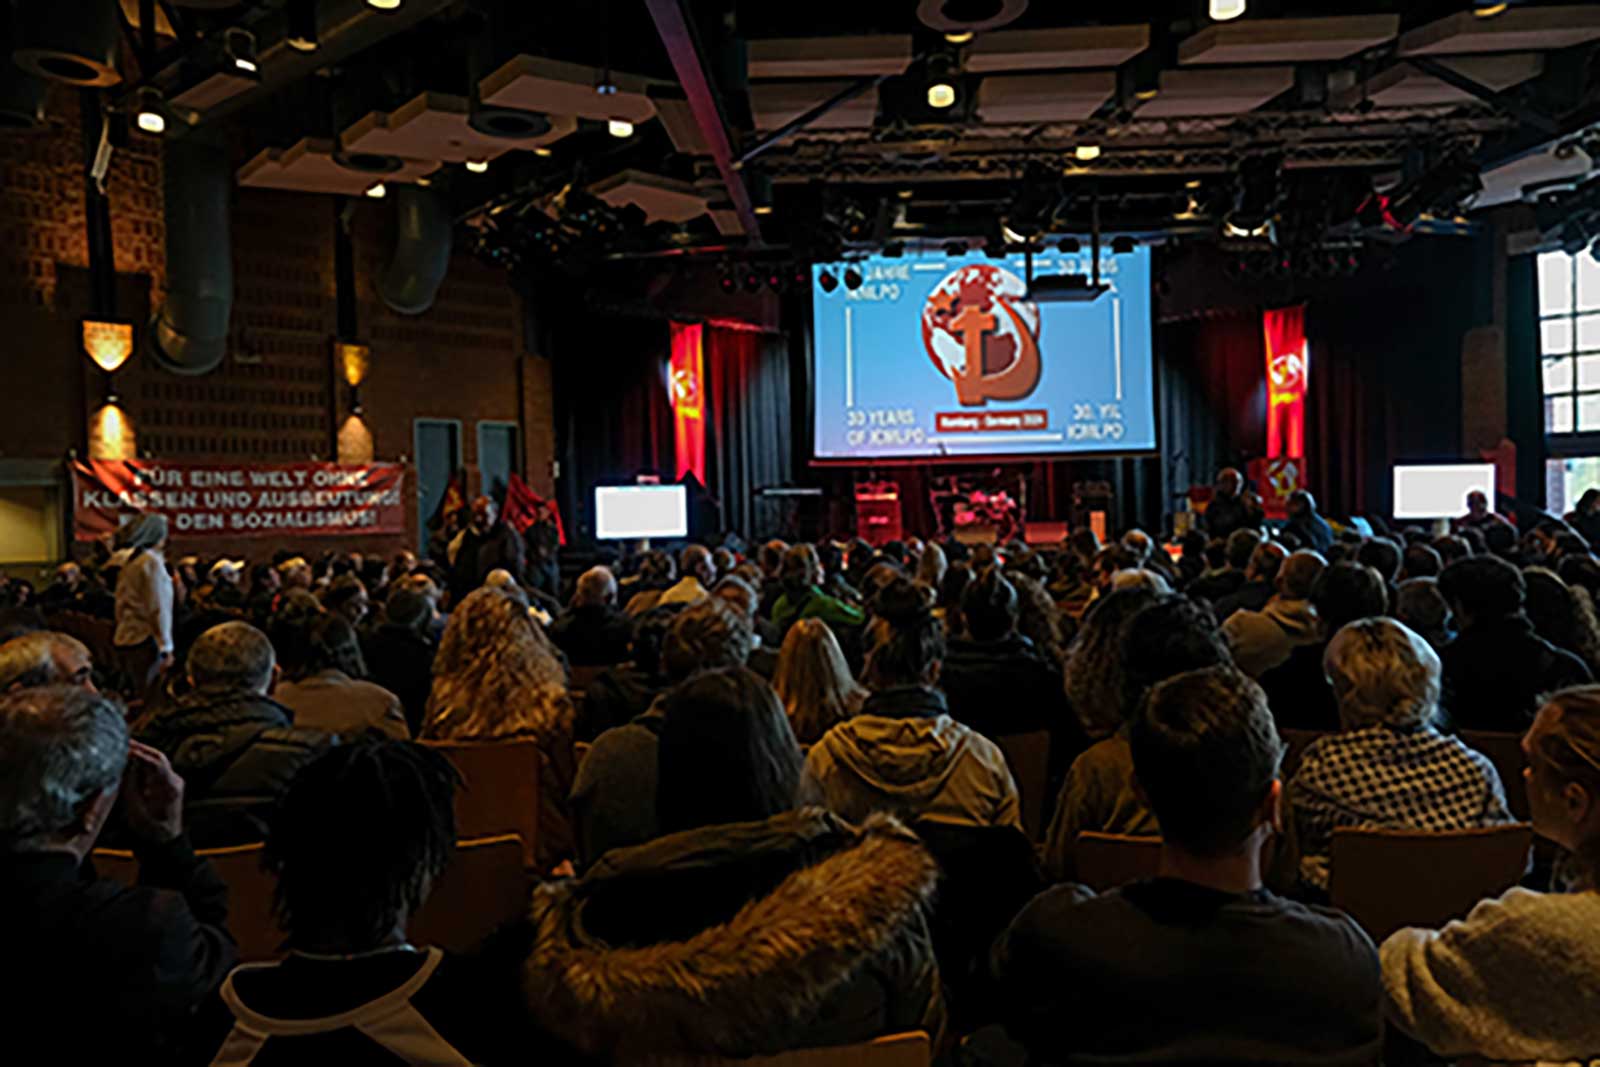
(1289, 617, 1515, 890)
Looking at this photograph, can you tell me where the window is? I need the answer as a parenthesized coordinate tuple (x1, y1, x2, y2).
(476, 421, 521, 502)
(1538, 251, 1600, 434)
(1547, 455, 1600, 516)
(414, 419, 462, 557)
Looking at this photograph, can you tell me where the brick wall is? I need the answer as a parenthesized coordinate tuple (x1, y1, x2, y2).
(0, 88, 553, 563)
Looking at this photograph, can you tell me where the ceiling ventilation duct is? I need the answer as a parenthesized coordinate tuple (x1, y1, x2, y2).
(0, 53, 48, 128)
(149, 136, 235, 375)
(377, 184, 452, 315)
(12, 0, 122, 86)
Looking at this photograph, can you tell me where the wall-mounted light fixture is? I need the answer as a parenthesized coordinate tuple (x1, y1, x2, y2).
(83, 318, 133, 402)
(335, 340, 371, 414)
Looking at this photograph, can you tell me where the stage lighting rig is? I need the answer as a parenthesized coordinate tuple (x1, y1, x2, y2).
(1223, 154, 1283, 243)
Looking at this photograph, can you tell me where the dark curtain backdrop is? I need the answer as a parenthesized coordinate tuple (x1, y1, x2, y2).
(551, 314, 672, 538)
(704, 324, 793, 539)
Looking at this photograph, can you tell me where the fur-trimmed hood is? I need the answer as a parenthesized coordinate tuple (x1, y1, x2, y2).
(522, 808, 942, 1062)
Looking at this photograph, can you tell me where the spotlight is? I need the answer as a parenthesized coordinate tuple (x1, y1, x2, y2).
(465, 159, 489, 174)
(766, 267, 785, 290)
(1209, 0, 1247, 20)
(1075, 143, 1102, 162)
(925, 50, 960, 110)
(818, 269, 839, 293)
(1110, 236, 1136, 254)
(224, 29, 259, 75)
(365, 182, 387, 199)
(608, 119, 634, 138)
(366, 0, 403, 9)
(1474, 1, 1509, 16)
(790, 264, 809, 287)
(134, 86, 165, 135)
(1224, 154, 1283, 239)
(286, 0, 320, 52)
(927, 82, 956, 109)
(719, 266, 737, 294)
(596, 78, 618, 96)
(1057, 238, 1081, 253)
(1000, 224, 1028, 245)
(754, 204, 774, 216)
(533, 146, 553, 157)
(944, 31, 974, 45)
(743, 267, 763, 293)
(843, 266, 863, 291)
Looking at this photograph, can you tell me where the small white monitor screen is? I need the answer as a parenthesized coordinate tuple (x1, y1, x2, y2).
(1393, 464, 1496, 520)
(595, 485, 688, 540)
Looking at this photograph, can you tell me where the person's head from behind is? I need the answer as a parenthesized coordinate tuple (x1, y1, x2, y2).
(383, 588, 433, 637)
(1356, 537, 1402, 583)
(1312, 562, 1389, 633)
(864, 576, 945, 691)
(772, 619, 861, 744)
(1216, 468, 1243, 496)
(277, 557, 313, 591)
(1288, 489, 1318, 521)
(1068, 527, 1101, 565)
(1120, 596, 1231, 722)
(321, 574, 370, 629)
(54, 562, 82, 589)
(575, 566, 618, 609)
(1131, 667, 1283, 860)
(1466, 489, 1489, 518)
(1225, 528, 1261, 572)
(277, 612, 366, 681)
(1525, 567, 1579, 651)
(639, 550, 676, 588)
(1433, 535, 1471, 566)
(712, 575, 759, 624)
(427, 587, 565, 738)
(1484, 521, 1518, 558)
(916, 541, 948, 590)
(880, 540, 907, 567)
(1402, 542, 1443, 580)
(267, 741, 458, 952)
(681, 544, 714, 586)
(1120, 529, 1154, 566)
(711, 548, 736, 583)
(251, 562, 281, 596)
(656, 668, 800, 836)
(1523, 687, 1600, 878)
(1437, 554, 1525, 628)
(660, 597, 752, 684)
(188, 621, 276, 695)
(0, 686, 129, 854)
(0, 632, 95, 693)
(1396, 577, 1453, 649)
(1203, 538, 1228, 572)
(780, 543, 822, 593)
(1324, 617, 1441, 732)
(1559, 553, 1600, 599)
(961, 568, 1020, 643)
(1275, 549, 1327, 601)
(759, 539, 789, 578)
(631, 603, 685, 677)
(1245, 541, 1288, 584)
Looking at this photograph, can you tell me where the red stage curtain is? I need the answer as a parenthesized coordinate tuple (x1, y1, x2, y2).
(703, 324, 793, 539)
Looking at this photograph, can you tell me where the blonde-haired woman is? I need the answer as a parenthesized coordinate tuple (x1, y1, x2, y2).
(423, 585, 576, 866)
(1290, 617, 1512, 890)
(1383, 685, 1600, 1063)
(772, 619, 866, 744)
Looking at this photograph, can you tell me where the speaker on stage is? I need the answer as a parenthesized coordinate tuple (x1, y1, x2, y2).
(855, 481, 903, 546)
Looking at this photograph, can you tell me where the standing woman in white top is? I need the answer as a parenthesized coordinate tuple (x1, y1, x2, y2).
(113, 513, 175, 699)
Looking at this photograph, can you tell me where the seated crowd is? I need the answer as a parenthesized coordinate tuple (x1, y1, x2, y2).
(6, 482, 1600, 1064)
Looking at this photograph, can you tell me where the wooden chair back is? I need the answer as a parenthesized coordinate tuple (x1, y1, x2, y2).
(996, 730, 1052, 840)
(423, 739, 540, 870)
(1073, 832, 1162, 892)
(1278, 728, 1328, 782)
(95, 843, 282, 960)
(1329, 824, 1534, 943)
(1459, 730, 1530, 821)
(411, 833, 527, 953)
(660, 1032, 930, 1067)
(94, 834, 525, 959)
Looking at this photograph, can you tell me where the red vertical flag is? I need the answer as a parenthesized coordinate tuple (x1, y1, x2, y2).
(669, 321, 707, 487)
(1264, 304, 1308, 461)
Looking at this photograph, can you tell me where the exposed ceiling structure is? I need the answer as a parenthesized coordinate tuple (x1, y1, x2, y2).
(9, 1, 1600, 282)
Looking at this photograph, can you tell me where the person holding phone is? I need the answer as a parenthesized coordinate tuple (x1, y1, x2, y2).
(0, 685, 235, 1060)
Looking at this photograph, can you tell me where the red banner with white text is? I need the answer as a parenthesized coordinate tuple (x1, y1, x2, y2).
(72, 460, 406, 541)
(1264, 304, 1308, 461)
(669, 321, 707, 485)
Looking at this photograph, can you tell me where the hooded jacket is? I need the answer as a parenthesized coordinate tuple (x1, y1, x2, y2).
(1221, 596, 1322, 678)
(137, 688, 334, 847)
(520, 809, 944, 1062)
(799, 686, 1021, 831)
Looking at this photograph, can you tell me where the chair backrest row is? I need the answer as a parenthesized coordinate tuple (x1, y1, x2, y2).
(422, 738, 541, 871)
(94, 833, 526, 961)
(1075, 824, 1533, 943)
(1457, 730, 1530, 822)
(661, 1033, 930, 1067)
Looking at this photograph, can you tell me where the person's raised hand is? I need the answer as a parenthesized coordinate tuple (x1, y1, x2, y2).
(123, 739, 185, 843)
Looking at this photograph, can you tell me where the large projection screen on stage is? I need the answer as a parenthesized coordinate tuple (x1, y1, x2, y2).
(810, 246, 1156, 462)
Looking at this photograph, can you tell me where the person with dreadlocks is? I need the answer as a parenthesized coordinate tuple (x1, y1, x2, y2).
(202, 740, 556, 1065)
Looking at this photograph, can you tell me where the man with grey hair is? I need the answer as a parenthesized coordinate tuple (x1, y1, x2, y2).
(549, 566, 634, 667)
(1289, 617, 1514, 889)
(137, 621, 332, 846)
(713, 574, 778, 677)
(1, 685, 235, 1059)
(658, 544, 715, 607)
(0, 631, 96, 693)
